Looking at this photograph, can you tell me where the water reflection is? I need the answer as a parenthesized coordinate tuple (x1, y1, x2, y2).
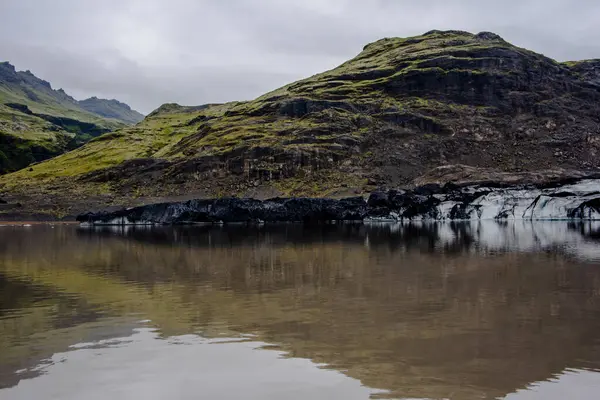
(79, 220, 600, 261)
(0, 222, 600, 399)
(2, 328, 380, 400)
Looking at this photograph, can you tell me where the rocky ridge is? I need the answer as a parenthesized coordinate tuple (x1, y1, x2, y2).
(0, 62, 135, 126)
(78, 97, 144, 124)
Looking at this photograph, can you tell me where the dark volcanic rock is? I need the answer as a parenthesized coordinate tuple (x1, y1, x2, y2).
(77, 196, 368, 225)
(4, 103, 33, 115)
(567, 59, 600, 86)
(77, 178, 600, 225)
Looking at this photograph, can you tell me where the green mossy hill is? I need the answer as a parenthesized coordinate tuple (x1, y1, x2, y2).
(1, 30, 600, 216)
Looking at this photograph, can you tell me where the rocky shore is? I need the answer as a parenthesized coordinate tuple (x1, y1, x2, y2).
(77, 178, 600, 225)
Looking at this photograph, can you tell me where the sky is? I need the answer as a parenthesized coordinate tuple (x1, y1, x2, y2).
(0, 0, 599, 114)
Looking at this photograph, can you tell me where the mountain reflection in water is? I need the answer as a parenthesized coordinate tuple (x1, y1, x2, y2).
(0, 221, 600, 399)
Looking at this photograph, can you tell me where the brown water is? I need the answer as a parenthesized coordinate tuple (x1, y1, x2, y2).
(1, 222, 600, 399)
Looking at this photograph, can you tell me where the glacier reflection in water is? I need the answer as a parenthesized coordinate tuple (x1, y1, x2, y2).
(0, 221, 600, 400)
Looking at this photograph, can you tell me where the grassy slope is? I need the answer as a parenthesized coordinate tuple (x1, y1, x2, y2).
(6, 103, 235, 180)
(0, 104, 61, 142)
(0, 104, 73, 173)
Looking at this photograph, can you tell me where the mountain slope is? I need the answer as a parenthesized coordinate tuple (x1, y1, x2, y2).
(1, 30, 600, 217)
(0, 62, 126, 128)
(0, 62, 144, 173)
(79, 97, 144, 124)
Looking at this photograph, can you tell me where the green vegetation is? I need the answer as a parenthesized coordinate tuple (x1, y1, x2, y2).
(3, 107, 217, 181)
(0, 102, 105, 174)
(0, 104, 75, 173)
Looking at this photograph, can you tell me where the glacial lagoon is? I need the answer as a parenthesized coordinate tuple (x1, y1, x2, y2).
(1, 222, 600, 399)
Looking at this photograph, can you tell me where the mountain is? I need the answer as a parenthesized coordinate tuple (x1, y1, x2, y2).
(79, 96, 144, 124)
(0, 62, 129, 127)
(0, 62, 144, 173)
(1, 30, 600, 218)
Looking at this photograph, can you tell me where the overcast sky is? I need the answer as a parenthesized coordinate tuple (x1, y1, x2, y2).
(1, 0, 599, 114)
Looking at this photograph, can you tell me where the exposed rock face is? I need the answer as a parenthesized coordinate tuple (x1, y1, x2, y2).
(4, 103, 33, 115)
(77, 197, 367, 225)
(568, 59, 600, 86)
(77, 179, 600, 225)
(413, 164, 600, 186)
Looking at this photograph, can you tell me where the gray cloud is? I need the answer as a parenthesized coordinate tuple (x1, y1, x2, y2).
(1, 0, 599, 114)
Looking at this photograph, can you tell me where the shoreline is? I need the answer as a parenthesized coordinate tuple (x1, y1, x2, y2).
(76, 179, 600, 226)
(4, 175, 600, 225)
(0, 221, 79, 225)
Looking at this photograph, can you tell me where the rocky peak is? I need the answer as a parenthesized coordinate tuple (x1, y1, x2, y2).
(108, 98, 132, 110)
(0, 61, 19, 83)
(80, 97, 131, 110)
(0, 61, 16, 73)
(423, 29, 473, 38)
(475, 31, 505, 41)
(288, 30, 583, 115)
(54, 88, 78, 104)
(565, 59, 600, 86)
(359, 30, 516, 68)
(19, 70, 52, 89)
(0, 63, 56, 91)
(147, 103, 188, 117)
(78, 96, 144, 124)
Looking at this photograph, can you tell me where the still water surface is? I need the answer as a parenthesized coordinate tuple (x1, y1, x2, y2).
(1, 222, 600, 399)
